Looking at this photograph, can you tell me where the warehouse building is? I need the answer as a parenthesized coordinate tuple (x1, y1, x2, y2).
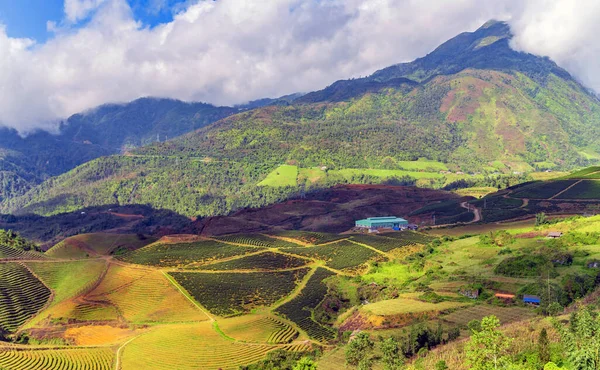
(355, 216, 409, 230)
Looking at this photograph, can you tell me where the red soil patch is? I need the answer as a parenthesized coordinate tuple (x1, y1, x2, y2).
(192, 185, 458, 236)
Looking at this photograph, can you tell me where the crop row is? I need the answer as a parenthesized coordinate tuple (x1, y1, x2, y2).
(273, 231, 346, 245)
(556, 180, 600, 199)
(0, 245, 46, 260)
(121, 322, 277, 369)
(511, 180, 578, 199)
(283, 240, 382, 270)
(275, 268, 337, 342)
(118, 240, 257, 267)
(0, 263, 51, 332)
(0, 347, 114, 370)
(441, 305, 535, 326)
(170, 269, 310, 317)
(214, 234, 301, 248)
(351, 234, 418, 252)
(197, 252, 309, 271)
(378, 231, 436, 245)
(265, 317, 299, 344)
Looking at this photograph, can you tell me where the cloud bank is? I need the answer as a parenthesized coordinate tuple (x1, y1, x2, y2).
(0, 0, 598, 133)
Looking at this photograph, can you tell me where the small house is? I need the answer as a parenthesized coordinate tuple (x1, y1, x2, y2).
(547, 232, 563, 239)
(459, 289, 480, 299)
(495, 293, 515, 300)
(523, 295, 541, 305)
(355, 216, 409, 230)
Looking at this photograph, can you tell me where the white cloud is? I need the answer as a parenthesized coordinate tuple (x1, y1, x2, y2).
(64, 0, 109, 22)
(0, 0, 598, 133)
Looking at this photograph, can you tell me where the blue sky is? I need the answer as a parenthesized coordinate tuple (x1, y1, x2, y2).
(0, 0, 188, 42)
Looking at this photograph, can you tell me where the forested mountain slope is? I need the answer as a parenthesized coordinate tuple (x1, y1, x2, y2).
(0, 98, 237, 201)
(3, 20, 600, 218)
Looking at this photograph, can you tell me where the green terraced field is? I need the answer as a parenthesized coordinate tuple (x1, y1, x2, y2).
(0, 244, 46, 260)
(118, 239, 258, 267)
(0, 347, 115, 370)
(25, 260, 106, 306)
(351, 234, 418, 252)
(218, 315, 298, 344)
(214, 234, 302, 248)
(275, 268, 336, 342)
(283, 240, 382, 270)
(120, 322, 277, 370)
(196, 252, 309, 271)
(170, 269, 310, 316)
(0, 263, 52, 332)
(511, 180, 578, 199)
(556, 180, 600, 199)
(273, 231, 346, 245)
(378, 231, 436, 245)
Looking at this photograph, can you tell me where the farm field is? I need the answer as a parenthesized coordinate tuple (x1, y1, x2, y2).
(440, 305, 535, 327)
(258, 165, 299, 187)
(213, 233, 302, 248)
(120, 322, 279, 370)
(0, 244, 46, 260)
(273, 230, 346, 245)
(217, 314, 299, 343)
(0, 346, 115, 370)
(196, 251, 310, 271)
(361, 298, 470, 316)
(511, 179, 577, 199)
(45, 233, 155, 259)
(118, 239, 258, 267)
(556, 180, 600, 199)
(283, 240, 383, 271)
(170, 269, 310, 316)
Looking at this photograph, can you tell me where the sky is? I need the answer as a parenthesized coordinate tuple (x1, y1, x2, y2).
(0, 0, 598, 133)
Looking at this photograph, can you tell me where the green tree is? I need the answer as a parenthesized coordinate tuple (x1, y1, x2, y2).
(538, 328, 550, 365)
(466, 315, 513, 370)
(553, 307, 600, 369)
(435, 360, 449, 370)
(468, 319, 482, 333)
(547, 302, 563, 316)
(293, 357, 317, 370)
(536, 212, 548, 226)
(544, 363, 568, 370)
(380, 336, 404, 369)
(346, 332, 374, 367)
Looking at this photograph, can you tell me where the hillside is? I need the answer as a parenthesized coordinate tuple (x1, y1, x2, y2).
(4, 20, 600, 218)
(0, 98, 238, 202)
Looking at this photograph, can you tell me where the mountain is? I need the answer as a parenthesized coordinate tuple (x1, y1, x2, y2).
(3, 20, 600, 218)
(0, 98, 237, 201)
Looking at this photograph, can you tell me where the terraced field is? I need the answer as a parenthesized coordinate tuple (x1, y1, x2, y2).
(511, 180, 578, 199)
(87, 264, 207, 323)
(350, 234, 423, 252)
(283, 240, 382, 271)
(0, 347, 114, 370)
(218, 315, 299, 343)
(197, 251, 309, 271)
(378, 231, 436, 244)
(273, 231, 346, 245)
(441, 305, 536, 326)
(361, 298, 470, 316)
(120, 323, 277, 370)
(214, 234, 301, 248)
(170, 269, 310, 316)
(0, 244, 46, 260)
(46, 233, 156, 259)
(0, 263, 52, 332)
(556, 180, 600, 199)
(119, 239, 258, 267)
(26, 260, 106, 306)
(276, 268, 336, 342)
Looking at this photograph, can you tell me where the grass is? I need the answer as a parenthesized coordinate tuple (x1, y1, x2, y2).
(0, 347, 115, 370)
(170, 269, 310, 317)
(361, 262, 423, 285)
(87, 264, 209, 323)
(396, 159, 448, 171)
(120, 322, 278, 370)
(25, 260, 106, 307)
(119, 239, 258, 267)
(0, 263, 52, 332)
(361, 298, 470, 316)
(283, 240, 383, 271)
(217, 315, 298, 343)
(453, 186, 497, 198)
(196, 251, 309, 271)
(556, 180, 600, 199)
(258, 165, 298, 187)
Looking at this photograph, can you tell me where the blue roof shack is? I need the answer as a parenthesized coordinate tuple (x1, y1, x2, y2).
(523, 295, 541, 305)
(355, 216, 409, 230)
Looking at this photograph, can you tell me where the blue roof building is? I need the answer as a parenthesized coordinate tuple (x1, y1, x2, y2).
(355, 216, 409, 230)
(523, 295, 541, 305)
